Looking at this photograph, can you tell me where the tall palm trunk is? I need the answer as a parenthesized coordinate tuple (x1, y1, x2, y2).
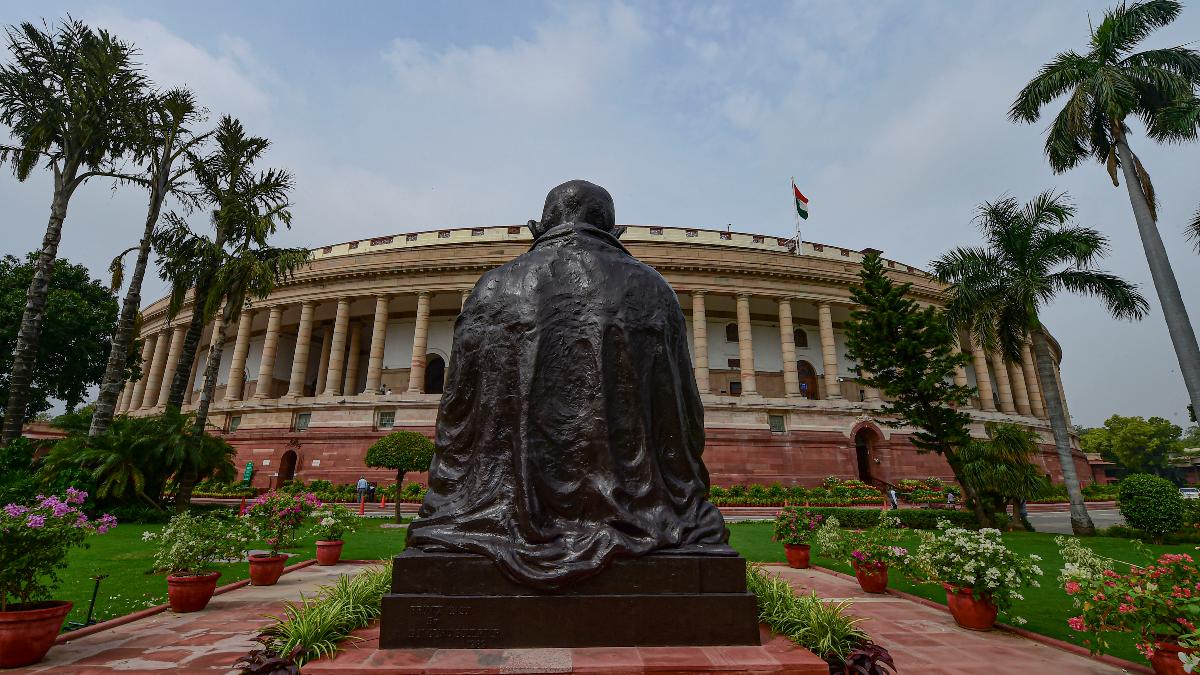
(2, 161, 80, 445)
(89, 167, 171, 437)
(1031, 330, 1093, 535)
(1115, 133, 1200, 417)
(176, 298, 233, 511)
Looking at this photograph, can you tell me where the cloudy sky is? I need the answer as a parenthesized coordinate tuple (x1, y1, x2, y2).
(1, 1, 1199, 428)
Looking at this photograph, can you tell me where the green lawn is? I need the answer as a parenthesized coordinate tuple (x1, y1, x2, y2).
(56, 519, 409, 628)
(53, 515, 1184, 665)
(730, 521, 1191, 665)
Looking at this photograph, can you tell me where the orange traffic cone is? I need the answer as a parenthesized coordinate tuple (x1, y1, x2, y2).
(380, 495, 387, 508)
(358, 497, 366, 515)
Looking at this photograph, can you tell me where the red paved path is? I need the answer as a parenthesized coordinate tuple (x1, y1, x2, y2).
(7, 563, 1143, 673)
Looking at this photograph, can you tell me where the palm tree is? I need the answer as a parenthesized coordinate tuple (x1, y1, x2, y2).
(958, 422, 1048, 530)
(0, 20, 150, 444)
(1011, 0, 1200, 420)
(88, 88, 210, 437)
(933, 191, 1148, 535)
(157, 116, 294, 411)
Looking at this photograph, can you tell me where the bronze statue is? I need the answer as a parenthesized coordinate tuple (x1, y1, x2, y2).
(407, 180, 728, 591)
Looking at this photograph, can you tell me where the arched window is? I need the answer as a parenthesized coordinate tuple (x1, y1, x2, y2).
(725, 323, 739, 343)
(793, 328, 809, 349)
(425, 354, 446, 395)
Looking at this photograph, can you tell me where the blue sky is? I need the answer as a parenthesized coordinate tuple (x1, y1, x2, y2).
(2, 1, 1199, 428)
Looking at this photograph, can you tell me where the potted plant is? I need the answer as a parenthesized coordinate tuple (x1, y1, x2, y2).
(0, 489, 115, 668)
(1059, 536, 1200, 674)
(912, 522, 1042, 631)
(309, 504, 358, 565)
(143, 511, 252, 612)
(774, 507, 825, 568)
(815, 514, 909, 594)
(243, 491, 321, 585)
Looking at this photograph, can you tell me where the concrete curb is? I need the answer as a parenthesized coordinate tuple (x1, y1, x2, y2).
(782, 563, 1151, 675)
(54, 558, 318, 644)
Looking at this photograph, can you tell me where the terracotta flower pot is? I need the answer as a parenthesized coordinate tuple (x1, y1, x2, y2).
(851, 561, 889, 594)
(248, 553, 288, 586)
(1150, 641, 1196, 675)
(316, 540, 345, 566)
(783, 543, 811, 569)
(166, 572, 221, 613)
(943, 585, 998, 631)
(0, 601, 73, 668)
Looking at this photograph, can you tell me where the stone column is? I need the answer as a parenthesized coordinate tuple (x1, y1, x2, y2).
(778, 298, 801, 397)
(254, 305, 284, 399)
(117, 379, 134, 414)
(862, 370, 882, 403)
(1007, 360, 1032, 416)
(969, 337, 996, 411)
(407, 291, 432, 394)
(1022, 341, 1046, 418)
(324, 299, 352, 396)
(343, 322, 363, 395)
(315, 325, 333, 395)
(127, 336, 156, 410)
(286, 301, 316, 397)
(365, 295, 390, 394)
(141, 330, 171, 409)
(818, 302, 842, 399)
(225, 310, 255, 402)
(735, 293, 757, 395)
(951, 337, 970, 388)
(691, 291, 710, 395)
(990, 353, 1016, 414)
(184, 346, 201, 405)
(155, 326, 186, 407)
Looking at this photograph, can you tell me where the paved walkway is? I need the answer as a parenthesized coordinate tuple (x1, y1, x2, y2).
(766, 566, 1141, 674)
(12, 563, 359, 674)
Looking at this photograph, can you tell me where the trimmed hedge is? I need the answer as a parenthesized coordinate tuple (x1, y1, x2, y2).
(770, 506, 996, 530)
(1118, 474, 1184, 538)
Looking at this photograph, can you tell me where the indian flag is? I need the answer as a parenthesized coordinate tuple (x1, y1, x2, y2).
(793, 182, 809, 220)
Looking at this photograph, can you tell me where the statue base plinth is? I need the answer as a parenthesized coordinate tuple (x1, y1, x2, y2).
(379, 547, 760, 649)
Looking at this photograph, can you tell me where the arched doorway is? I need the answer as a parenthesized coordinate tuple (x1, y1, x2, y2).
(796, 359, 819, 399)
(853, 428, 875, 484)
(424, 354, 446, 394)
(278, 449, 297, 484)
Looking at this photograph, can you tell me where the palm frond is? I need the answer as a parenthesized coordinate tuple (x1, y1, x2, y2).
(1093, 0, 1183, 61)
(1186, 205, 1200, 253)
(1010, 51, 1095, 123)
(1051, 269, 1149, 321)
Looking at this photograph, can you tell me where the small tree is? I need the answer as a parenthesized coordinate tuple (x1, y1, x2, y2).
(365, 431, 435, 522)
(1118, 473, 1184, 542)
(843, 252, 987, 525)
(958, 422, 1048, 530)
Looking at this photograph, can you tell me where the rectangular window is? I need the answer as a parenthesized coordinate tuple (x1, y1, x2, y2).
(507, 226, 522, 234)
(471, 228, 484, 236)
(438, 230, 451, 238)
(813, 243, 824, 251)
(321, 246, 333, 254)
(719, 232, 732, 241)
(752, 235, 764, 243)
(228, 415, 241, 432)
(377, 410, 395, 429)
(348, 241, 359, 249)
(727, 358, 741, 369)
(406, 233, 418, 242)
(649, 227, 663, 235)
(293, 413, 311, 432)
(768, 414, 786, 433)
(370, 236, 394, 246)
(730, 381, 743, 396)
(685, 229, 698, 238)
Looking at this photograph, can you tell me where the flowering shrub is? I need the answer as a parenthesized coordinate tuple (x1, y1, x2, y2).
(910, 522, 1043, 624)
(1059, 535, 1200, 659)
(773, 507, 826, 546)
(309, 504, 359, 541)
(0, 489, 115, 611)
(814, 514, 910, 570)
(143, 511, 253, 576)
(245, 491, 322, 554)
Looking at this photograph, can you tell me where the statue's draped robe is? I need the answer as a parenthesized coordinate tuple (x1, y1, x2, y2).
(408, 223, 726, 591)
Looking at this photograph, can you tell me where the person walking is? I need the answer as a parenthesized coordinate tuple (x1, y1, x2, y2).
(356, 475, 369, 503)
(887, 486, 899, 510)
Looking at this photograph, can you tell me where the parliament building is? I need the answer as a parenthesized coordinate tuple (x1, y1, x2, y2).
(118, 224, 1090, 490)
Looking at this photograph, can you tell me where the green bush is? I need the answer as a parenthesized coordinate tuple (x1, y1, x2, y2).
(786, 506, 987, 530)
(0, 438, 38, 506)
(746, 565, 868, 661)
(1118, 474, 1184, 539)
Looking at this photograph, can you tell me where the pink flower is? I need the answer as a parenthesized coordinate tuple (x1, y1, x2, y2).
(26, 514, 45, 528)
(4, 504, 27, 517)
(65, 487, 87, 504)
(1067, 616, 1086, 631)
(1137, 642, 1156, 659)
(1064, 581, 1081, 595)
(1118, 603, 1135, 614)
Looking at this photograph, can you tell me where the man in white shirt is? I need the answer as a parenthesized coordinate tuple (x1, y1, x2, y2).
(356, 476, 369, 503)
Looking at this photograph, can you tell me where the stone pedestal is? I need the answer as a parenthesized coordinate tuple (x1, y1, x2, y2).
(379, 547, 761, 649)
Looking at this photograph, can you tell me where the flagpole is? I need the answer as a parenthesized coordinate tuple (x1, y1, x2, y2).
(792, 176, 804, 256)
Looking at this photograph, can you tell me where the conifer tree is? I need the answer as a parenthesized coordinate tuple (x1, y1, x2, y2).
(844, 252, 990, 525)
